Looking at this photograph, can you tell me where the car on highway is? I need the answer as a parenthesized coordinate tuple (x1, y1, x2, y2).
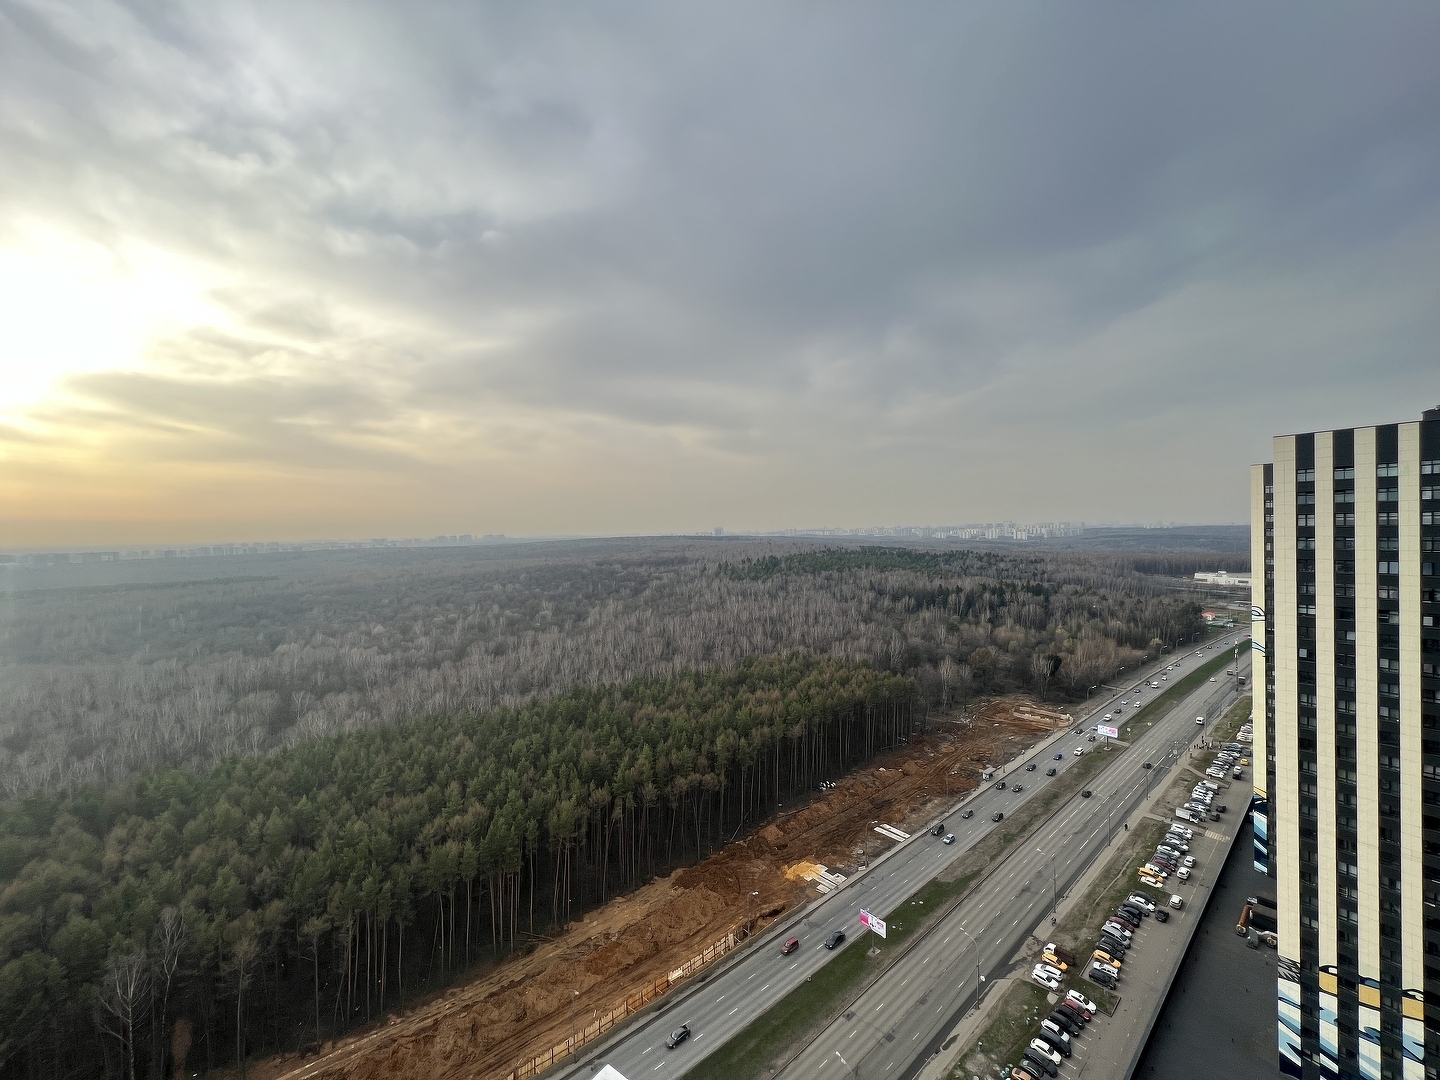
(930, 823, 945, 836)
(1080, 789, 1092, 798)
(1142, 761, 1152, 769)
(961, 808, 974, 819)
(665, 1024, 690, 1048)
(1026, 762, 1037, 771)
(1045, 767, 1057, 776)
(1195, 715, 1205, 724)
(995, 780, 1007, 790)
(1066, 989, 1098, 1015)
(1053, 753, 1063, 760)
(1073, 727, 1085, 735)
(1073, 747, 1085, 756)
(824, 931, 846, 949)
(1011, 784, 1024, 793)
(1031, 966, 1061, 990)
(992, 811, 1004, 822)
(943, 833, 955, 845)
(781, 936, 799, 955)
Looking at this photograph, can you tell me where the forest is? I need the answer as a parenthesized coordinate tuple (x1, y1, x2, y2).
(0, 537, 1245, 798)
(0, 653, 917, 1080)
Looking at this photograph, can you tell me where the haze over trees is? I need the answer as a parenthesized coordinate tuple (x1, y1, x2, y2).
(0, 538, 1242, 798)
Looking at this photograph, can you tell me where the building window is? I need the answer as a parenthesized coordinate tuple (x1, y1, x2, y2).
(1380, 561, 1401, 574)
(1421, 460, 1439, 475)
(1299, 514, 1317, 526)
(1379, 512, 1399, 525)
(1378, 463, 1400, 477)
(1379, 586, 1400, 599)
(1298, 468, 1317, 481)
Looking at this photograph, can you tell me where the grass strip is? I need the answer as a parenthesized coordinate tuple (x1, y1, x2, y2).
(1117, 647, 1239, 741)
(955, 979, 1053, 1078)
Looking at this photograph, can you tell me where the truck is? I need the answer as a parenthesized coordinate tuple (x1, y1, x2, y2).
(1175, 807, 1200, 823)
(1044, 941, 1077, 967)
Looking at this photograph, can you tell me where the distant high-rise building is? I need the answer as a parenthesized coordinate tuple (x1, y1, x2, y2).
(1252, 407, 1440, 1080)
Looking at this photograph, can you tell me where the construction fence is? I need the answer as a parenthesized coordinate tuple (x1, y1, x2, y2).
(505, 924, 746, 1080)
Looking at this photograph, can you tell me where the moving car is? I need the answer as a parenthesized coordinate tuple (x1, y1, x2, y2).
(942, 833, 955, 845)
(961, 808, 974, 819)
(992, 811, 1004, 822)
(1074, 747, 1085, 756)
(996, 781, 1007, 790)
(1195, 715, 1205, 724)
(1045, 767, 1057, 776)
(1011, 784, 1024, 793)
(666, 1024, 690, 1048)
(824, 930, 846, 949)
(930, 823, 945, 836)
(781, 936, 799, 955)
(1176, 866, 1191, 880)
(1053, 753, 1063, 760)
(1080, 789, 1093, 798)
(1142, 762, 1153, 769)
(1026, 762, 1037, 771)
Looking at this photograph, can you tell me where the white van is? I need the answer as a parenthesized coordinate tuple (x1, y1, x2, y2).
(1175, 807, 1200, 823)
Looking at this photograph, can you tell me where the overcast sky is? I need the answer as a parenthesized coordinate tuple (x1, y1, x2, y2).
(1, 2, 1437, 546)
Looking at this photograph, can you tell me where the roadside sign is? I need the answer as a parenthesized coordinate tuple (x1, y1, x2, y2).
(1097, 725, 1119, 739)
(859, 909, 887, 938)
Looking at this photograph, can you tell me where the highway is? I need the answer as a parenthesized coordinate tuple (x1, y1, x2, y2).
(576, 639, 1250, 1080)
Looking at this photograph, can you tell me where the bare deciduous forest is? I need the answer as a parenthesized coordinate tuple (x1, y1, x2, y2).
(0, 537, 1245, 799)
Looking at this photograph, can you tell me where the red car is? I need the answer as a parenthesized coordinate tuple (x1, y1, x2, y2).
(781, 937, 800, 955)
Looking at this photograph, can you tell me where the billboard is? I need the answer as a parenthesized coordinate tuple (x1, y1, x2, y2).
(859, 909, 887, 938)
(1097, 725, 1119, 739)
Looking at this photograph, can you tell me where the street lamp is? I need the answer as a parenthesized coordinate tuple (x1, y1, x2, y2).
(745, 890, 759, 934)
(1085, 684, 1099, 702)
(570, 989, 580, 1053)
(956, 926, 982, 1013)
(1036, 847, 1058, 918)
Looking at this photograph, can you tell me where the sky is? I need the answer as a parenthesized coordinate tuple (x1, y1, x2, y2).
(1, 2, 1438, 547)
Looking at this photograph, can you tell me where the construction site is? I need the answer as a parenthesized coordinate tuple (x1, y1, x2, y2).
(252, 697, 1070, 1080)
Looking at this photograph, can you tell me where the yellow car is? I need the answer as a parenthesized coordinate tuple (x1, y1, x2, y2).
(1239, 757, 1250, 766)
(1092, 949, 1123, 970)
(1042, 952, 1068, 972)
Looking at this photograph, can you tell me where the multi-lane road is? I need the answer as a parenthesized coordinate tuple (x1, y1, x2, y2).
(573, 640, 1251, 1080)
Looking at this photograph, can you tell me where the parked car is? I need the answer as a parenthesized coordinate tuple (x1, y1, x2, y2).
(1092, 948, 1123, 969)
(1035, 1029, 1071, 1058)
(1030, 1039, 1065, 1068)
(666, 1024, 691, 1049)
(1041, 950, 1068, 971)
(1022, 1048, 1058, 1077)
(1039, 1019, 1072, 1047)
(1046, 1011, 1079, 1036)
(824, 930, 846, 949)
(781, 937, 799, 955)
(1087, 964, 1117, 988)
(1035, 961, 1064, 981)
(1031, 966, 1061, 991)
(1125, 894, 1156, 913)
(1065, 989, 1098, 1014)
(1176, 866, 1192, 880)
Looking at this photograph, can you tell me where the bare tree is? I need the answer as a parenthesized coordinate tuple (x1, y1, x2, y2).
(152, 907, 184, 1079)
(98, 950, 150, 1080)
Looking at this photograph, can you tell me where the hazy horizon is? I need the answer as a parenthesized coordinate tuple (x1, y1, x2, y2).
(3, 3, 1438, 547)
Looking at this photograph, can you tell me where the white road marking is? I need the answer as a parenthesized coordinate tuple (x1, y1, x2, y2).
(654, 1064, 665, 1071)
(642, 1047, 652, 1055)
(729, 1008, 738, 1016)
(760, 984, 769, 992)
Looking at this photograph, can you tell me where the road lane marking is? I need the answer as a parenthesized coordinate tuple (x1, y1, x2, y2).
(653, 1064, 665, 1071)
(729, 1008, 738, 1016)
(760, 984, 769, 992)
(642, 1047, 652, 1055)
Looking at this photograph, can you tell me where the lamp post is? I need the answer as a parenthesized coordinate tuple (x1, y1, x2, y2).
(570, 989, 579, 1053)
(1085, 684, 1099, 702)
(745, 890, 759, 935)
(1036, 846, 1057, 917)
(956, 926, 981, 1013)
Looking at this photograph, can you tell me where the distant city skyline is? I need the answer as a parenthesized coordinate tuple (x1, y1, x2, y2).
(2, 4, 1437, 547)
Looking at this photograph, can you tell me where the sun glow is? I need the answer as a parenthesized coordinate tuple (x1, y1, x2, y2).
(0, 222, 221, 416)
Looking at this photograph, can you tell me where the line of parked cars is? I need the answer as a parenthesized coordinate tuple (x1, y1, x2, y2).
(1009, 982, 1100, 1079)
(1140, 821, 1201, 892)
(1208, 744, 1246, 781)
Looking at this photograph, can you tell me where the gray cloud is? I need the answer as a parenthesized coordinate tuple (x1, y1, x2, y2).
(3, 1, 1439, 538)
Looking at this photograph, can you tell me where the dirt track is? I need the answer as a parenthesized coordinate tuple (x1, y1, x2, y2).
(250, 698, 1068, 1080)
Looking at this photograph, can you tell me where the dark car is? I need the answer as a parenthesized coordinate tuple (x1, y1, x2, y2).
(1045, 767, 1057, 776)
(1053, 753, 1063, 760)
(1098, 937, 1128, 958)
(1026, 763, 1037, 771)
(992, 811, 1004, 822)
(824, 931, 845, 949)
(1080, 790, 1092, 798)
(961, 808, 974, 819)
(666, 1024, 690, 1049)
(1055, 1003, 1087, 1027)
(1036, 1028, 1071, 1057)
(1154, 908, 1170, 922)
(1142, 762, 1153, 770)
(1022, 1050, 1058, 1078)
(930, 823, 945, 836)
(1073, 727, 1085, 735)
(1011, 784, 1024, 793)
(781, 936, 799, 955)
(1047, 1011, 1079, 1036)
(995, 780, 1007, 790)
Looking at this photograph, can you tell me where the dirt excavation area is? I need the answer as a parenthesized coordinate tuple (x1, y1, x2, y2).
(258, 698, 1068, 1080)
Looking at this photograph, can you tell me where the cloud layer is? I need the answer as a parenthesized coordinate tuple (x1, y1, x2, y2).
(2, 2, 1439, 544)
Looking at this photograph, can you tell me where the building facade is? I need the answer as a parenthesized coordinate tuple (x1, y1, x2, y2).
(1253, 408, 1440, 1080)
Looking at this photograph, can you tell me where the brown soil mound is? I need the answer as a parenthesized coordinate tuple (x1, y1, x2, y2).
(250, 697, 1059, 1080)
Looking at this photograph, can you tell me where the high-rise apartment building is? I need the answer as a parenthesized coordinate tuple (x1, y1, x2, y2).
(1252, 407, 1440, 1080)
